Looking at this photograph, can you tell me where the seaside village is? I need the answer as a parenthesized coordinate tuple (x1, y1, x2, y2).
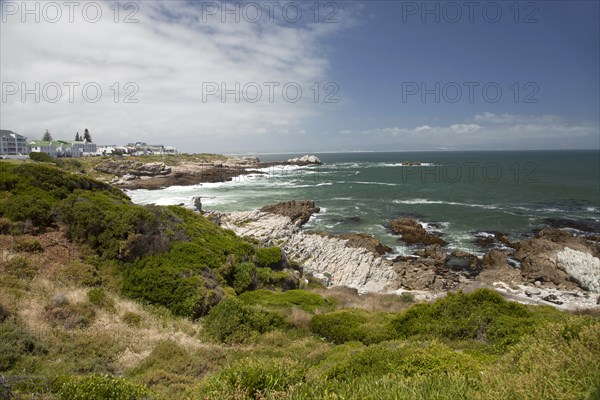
(0, 129, 178, 158)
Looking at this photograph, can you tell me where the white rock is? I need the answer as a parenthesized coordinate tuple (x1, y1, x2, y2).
(555, 247, 600, 293)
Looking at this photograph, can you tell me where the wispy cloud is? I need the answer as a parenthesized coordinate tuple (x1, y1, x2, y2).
(0, 1, 354, 151)
(359, 113, 598, 150)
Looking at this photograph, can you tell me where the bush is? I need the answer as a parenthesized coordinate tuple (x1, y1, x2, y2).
(121, 311, 142, 327)
(318, 341, 484, 382)
(309, 309, 396, 345)
(57, 374, 149, 400)
(13, 238, 44, 253)
(45, 301, 96, 329)
(87, 288, 114, 311)
(192, 356, 306, 399)
(255, 246, 283, 269)
(0, 318, 44, 371)
(239, 289, 332, 313)
(1, 255, 38, 279)
(202, 297, 286, 344)
(29, 151, 54, 163)
(391, 289, 535, 350)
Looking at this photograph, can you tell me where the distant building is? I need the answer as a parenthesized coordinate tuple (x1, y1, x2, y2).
(28, 140, 58, 158)
(0, 130, 29, 155)
(28, 139, 97, 158)
(127, 142, 178, 155)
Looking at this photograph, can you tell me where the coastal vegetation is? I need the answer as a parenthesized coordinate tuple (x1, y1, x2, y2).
(1, 161, 599, 399)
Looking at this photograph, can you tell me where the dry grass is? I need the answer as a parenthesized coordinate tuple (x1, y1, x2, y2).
(313, 286, 414, 313)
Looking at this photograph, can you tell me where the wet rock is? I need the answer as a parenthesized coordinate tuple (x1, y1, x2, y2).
(446, 250, 481, 275)
(335, 233, 392, 256)
(387, 218, 446, 246)
(543, 217, 600, 234)
(473, 231, 513, 250)
(260, 200, 320, 226)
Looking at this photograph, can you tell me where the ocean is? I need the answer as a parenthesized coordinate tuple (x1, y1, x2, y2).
(127, 150, 600, 256)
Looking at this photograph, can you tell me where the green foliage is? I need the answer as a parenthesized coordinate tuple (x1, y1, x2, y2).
(13, 238, 44, 252)
(239, 289, 333, 313)
(0, 317, 45, 371)
(121, 311, 142, 327)
(1, 255, 38, 279)
(391, 289, 536, 350)
(202, 297, 287, 343)
(310, 309, 396, 345)
(87, 288, 114, 311)
(255, 246, 283, 268)
(57, 374, 149, 400)
(192, 356, 306, 399)
(319, 341, 484, 382)
(29, 151, 53, 163)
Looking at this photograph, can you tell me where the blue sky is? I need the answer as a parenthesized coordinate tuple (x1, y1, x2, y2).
(1, 0, 598, 152)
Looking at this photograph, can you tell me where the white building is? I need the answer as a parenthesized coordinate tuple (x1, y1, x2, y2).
(28, 140, 58, 158)
(0, 130, 29, 155)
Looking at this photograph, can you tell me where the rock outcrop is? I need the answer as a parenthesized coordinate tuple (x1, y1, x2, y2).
(387, 218, 446, 246)
(95, 160, 172, 177)
(286, 155, 322, 165)
(260, 200, 320, 226)
(335, 233, 392, 256)
(215, 210, 399, 293)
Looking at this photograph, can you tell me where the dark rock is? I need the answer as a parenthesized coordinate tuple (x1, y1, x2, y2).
(387, 218, 446, 246)
(446, 250, 481, 275)
(260, 200, 320, 226)
(543, 217, 600, 233)
(192, 196, 202, 212)
(473, 231, 513, 250)
(335, 216, 363, 224)
(542, 294, 563, 305)
(336, 233, 392, 256)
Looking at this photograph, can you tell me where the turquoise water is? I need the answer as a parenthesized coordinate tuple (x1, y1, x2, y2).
(127, 150, 600, 255)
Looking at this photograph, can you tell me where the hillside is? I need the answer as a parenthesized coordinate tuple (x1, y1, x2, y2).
(0, 161, 599, 399)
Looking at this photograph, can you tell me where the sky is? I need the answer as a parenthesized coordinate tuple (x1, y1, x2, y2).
(1, 0, 598, 153)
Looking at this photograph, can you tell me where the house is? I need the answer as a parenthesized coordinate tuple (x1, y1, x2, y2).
(28, 140, 58, 158)
(0, 130, 29, 155)
(71, 140, 97, 156)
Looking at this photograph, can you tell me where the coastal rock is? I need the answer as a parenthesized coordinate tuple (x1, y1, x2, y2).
(478, 249, 522, 287)
(335, 233, 392, 256)
(287, 155, 322, 165)
(473, 231, 513, 250)
(401, 161, 422, 166)
(555, 247, 600, 293)
(216, 210, 399, 293)
(260, 200, 320, 226)
(513, 228, 599, 290)
(95, 160, 171, 177)
(387, 218, 446, 246)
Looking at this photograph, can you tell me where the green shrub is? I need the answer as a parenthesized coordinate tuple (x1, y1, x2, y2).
(13, 238, 44, 252)
(45, 301, 96, 329)
(0, 217, 15, 234)
(255, 246, 283, 269)
(121, 311, 142, 327)
(0, 318, 44, 371)
(192, 356, 306, 399)
(57, 373, 149, 400)
(319, 341, 484, 382)
(87, 288, 114, 311)
(1, 255, 38, 279)
(202, 297, 286, 344)
(239, 289, 332, 313)
(29, 151, 54, 163)
(309, 309, 396, 345)
(391, 289, 535, 350)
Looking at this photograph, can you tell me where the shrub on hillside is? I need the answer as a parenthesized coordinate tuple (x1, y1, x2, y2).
(391, 289, 535, 350)
(309, 309, 396, 345)
(0, 318, 45, 371)
(29, 151, 54, 163)
(57, 374, 149, 400)
(239, 289, 332, 313)
(202, 297, 287, 344)
(13, 238, 44, 253)
(192, 356, 306, 399)
(255, 246, 284, 269)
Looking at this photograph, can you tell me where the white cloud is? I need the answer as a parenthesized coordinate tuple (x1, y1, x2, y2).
(359, 113, 598, 150)
(0, 1, 353, 151)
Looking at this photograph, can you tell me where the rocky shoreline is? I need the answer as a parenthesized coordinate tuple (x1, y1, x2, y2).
(96, 155, 322, 190)
(209, 201, 600, 309)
